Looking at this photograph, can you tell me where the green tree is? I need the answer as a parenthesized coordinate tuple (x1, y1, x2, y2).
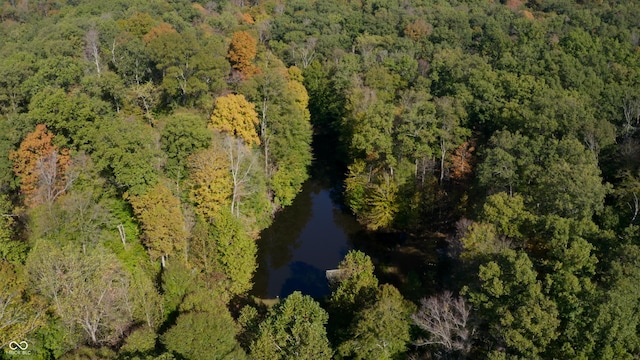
(250, 291, 332, 360)
(22, 56, 83, 97)
(464, 250, 560, 358)
(129, 268, 164, 330)
(329, 250, 379, 314)
(119, 327, 157, 356)
(328, 250, 379, 345)
(478, 132, 609, 220)
(589, 244, 640, 359)
(394, 89, 438, 183)
(147, 28, 228, 106)
(109, 31, 152, 86)
(345, 87, 395, 171)
(337, 284, 414, 360)
(0, 51, 36, 114)
(27, 86, 112, 148)
(163, 311, 246, 360)
(160, 110, 211, 186)
(434, 96, 470, 183)
(90, 116, 159, 196)
(162, 294, 247, 360)
(538, 216, 599, 358)
(210, 210, 257, 297)
(161, 261, 199, 317)
(536, 137, 609, 219)
(240, 61, 313, 207)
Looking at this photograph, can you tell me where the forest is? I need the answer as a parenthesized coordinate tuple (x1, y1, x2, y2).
(1, 0, 640, 359)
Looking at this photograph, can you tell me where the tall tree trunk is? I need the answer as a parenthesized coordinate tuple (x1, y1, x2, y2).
(440, 139, 446, 184)
(261, 97, 270, 176)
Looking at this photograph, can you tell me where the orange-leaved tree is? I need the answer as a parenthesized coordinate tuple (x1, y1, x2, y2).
(449, 140, 475, 183)
(227, 31, 258, 78)
(142, 22, 177, 44)
(9, 124, 71, 207)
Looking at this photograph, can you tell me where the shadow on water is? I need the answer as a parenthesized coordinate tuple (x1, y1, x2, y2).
(251, 181, 361, 298)
(280, 261, 331, 299)
(252, 133, 441, 301)
(251, 134, 362, 299)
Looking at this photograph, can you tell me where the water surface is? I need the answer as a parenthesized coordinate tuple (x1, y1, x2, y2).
(251, 133, 364, 299)
(251, 178, 363, 299)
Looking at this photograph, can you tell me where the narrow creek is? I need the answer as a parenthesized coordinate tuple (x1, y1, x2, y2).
(251, 135, 364, 299)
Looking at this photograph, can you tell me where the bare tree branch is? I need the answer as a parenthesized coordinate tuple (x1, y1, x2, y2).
(412, 291, 473, 355)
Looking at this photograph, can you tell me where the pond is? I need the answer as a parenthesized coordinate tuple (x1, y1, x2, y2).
(251, 135, 364, 299)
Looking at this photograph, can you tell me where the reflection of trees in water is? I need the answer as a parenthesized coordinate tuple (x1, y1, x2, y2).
(252, 180, 313, 297)
(280, 261, 330, 299)
(332, 207, 362, 238)
(252, 134, 363, 298)
(254, 131, 441, 301)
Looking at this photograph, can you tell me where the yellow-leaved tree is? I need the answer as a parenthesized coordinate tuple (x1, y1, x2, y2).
(187, 140, 233, 220)
(209, 94, 262, 218)
(129, 184, 188, 267)
(210, 93, 260, 146)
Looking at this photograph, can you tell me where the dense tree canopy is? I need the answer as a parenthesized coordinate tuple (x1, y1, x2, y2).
(2, 0, 640, 358)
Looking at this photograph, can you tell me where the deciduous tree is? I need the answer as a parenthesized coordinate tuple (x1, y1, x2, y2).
(129, 268, 163, 330)
(227, 31, 258, 78)
(27, 242, 132, 345)
(210, 93, 260, 146)
(162, 296, 247, 360)
(464, 250, 560, 358)
(0, 261, 46, 349)
(434, 96, 470, 183)
(160, 110, 211, 186)
(412, 291, 472, 355)
(338, 284, 414, 360)
(328, 250, 379, 345)
(240, 61, 313, 207)
(187, 141, 233, 220)
(90, 117, 159, 196)
(250, 291, 332, 360)
(210, 210, 257, 297)
(478, 132, 609, 220)
(129, 184, 188, 267)
(0, 195, 27, 264)
(9, 124, 71, 207)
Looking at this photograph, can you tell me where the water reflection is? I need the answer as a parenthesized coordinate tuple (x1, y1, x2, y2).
(252, 181, 362, 299)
